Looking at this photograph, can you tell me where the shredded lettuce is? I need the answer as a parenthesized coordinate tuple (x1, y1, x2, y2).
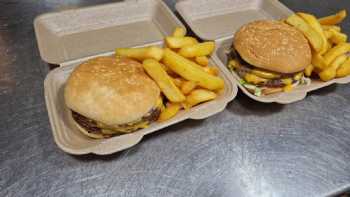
(240, 80, 262, 97)
(255, 87, 262, 97)
(227, 61, 311, 97)
(239, 79, 246, 85)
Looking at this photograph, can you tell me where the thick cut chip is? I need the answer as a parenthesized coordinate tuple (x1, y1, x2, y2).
(173, 27, 186, 37)
(116, 47, 163, 61)
(323, 43, 350, 65)
(165, 36, 198, 49)
(158, 103, 181, 122)
(181, 81, 197, 95)
(143, 59, 185, 102)
(319, 10, 347, 25)
(322, 25, 341, 32)
(185, 89, 217, 108)
(195, 56, 209, 66)
(298, 12, 328, 54)
(162, 49, 225, 90)
(286, 14, 324, 52)
(178, 42, 215, 58)
(304, 64, 314, 77)
(319, 55, 347, 81)
(312, 52, 328, 70)
(336, 58, 350, 78)
(329, 29, 348, 44)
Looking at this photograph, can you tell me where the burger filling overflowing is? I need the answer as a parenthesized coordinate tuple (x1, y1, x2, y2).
(227, 49, 311, 96)
(71, 97, 163, 137)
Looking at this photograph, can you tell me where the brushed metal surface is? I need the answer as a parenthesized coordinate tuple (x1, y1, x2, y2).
(1, 0, 350, 196)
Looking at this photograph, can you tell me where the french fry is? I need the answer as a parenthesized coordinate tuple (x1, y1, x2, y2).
(165, 36, 198, 48)
(171, 77, 184, 87)
(336, 58, 350, 78)
(195, 56, 209, 66)
(324, 30, 333, 39)
(181, 81, 197, 95)
(178, 41, 215, 58)
(163, 49, 225, 90)
(116, 47, 163, 61)
(298, 12, 328, 54)
(304, 64, 314, 77)
(161, 63, 177, 76)
(143, 59, 185, 102)
(326, 40, 333, 51)
(172, 27, 186, 37)
(319, 10, 347, 25)
(286, 14, 324, 52)
(319, 68, 336, 81)
(323, 43, 350, 65)
(158, 102, 182, 122)
(312, 52, 328, 70)
(329, 29, 348, 44)
(318, 55, 348, 81)
(185, 89, 217, 107)
(330, 54, 348, 68)
(181, 102, 191, 111)
(322, 25, 341, 32)
(202, 66, 219, 76)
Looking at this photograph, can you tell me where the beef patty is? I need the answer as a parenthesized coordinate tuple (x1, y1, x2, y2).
(228, 48, 300, 87)
(72, 107, 161, 134)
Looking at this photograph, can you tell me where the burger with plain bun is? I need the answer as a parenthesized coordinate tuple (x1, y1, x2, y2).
(228, 20, 312, 96)
(64, 56, 162, 139)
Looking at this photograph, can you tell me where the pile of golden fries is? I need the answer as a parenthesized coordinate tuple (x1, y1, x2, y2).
(115, 27, 224, 122)
(285, 10, 350, 81)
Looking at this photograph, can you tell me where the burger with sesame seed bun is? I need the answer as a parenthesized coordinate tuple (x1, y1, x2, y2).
(64, 56, 163, 139)
(227, 20, 312, 96)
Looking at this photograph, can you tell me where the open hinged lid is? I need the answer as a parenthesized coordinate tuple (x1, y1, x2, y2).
(39, 0, 238, 154)
(177, 0, 350, 104)
(175, 0, 294, 41)
(34, 0, 184, 65)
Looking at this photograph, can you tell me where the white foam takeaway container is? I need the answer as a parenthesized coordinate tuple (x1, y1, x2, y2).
(34, 0, 238, 155)
(176, 0, 350, 104)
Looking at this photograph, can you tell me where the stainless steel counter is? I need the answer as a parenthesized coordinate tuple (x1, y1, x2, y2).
(1, 0, 350, 196)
